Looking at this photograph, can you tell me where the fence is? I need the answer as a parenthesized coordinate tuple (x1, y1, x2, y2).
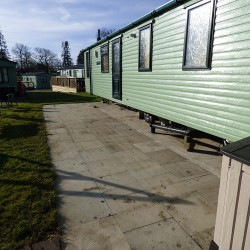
(51, 77, 85, 92)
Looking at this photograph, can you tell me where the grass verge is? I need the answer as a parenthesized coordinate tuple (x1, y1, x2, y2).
(0, 90, 101, 249)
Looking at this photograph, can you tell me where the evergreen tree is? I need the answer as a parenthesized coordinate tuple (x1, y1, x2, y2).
(61, 41, 73, 67)
(77, 49, 84, 65)
(0, 29, 10, 59)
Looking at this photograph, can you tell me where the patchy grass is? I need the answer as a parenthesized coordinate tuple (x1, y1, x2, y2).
(0, 90, 101, 249)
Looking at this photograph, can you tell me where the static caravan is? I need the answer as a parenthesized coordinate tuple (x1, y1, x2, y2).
(0, 58, 17, 90)
(60, 64, 84, 79)
(83, 0, 250, 142)
(22, 72, 51, 89)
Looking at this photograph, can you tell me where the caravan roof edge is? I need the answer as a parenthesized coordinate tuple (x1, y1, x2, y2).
(82, 0, 181, 52)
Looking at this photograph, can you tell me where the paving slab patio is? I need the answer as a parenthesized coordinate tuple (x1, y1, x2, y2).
(44, 102, 223, 250)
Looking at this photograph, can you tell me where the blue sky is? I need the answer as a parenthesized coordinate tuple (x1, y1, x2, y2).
(0, 0, 168, 63)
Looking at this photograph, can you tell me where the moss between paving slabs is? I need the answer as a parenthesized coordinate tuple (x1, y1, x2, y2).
(0, 91, 101, 249)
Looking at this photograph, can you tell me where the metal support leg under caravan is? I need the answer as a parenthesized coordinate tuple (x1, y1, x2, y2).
(144, 113, 193, 150)
(150, 123, 191, 136)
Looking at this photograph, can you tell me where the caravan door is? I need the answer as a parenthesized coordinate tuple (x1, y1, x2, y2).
(112, 38, 122, 100)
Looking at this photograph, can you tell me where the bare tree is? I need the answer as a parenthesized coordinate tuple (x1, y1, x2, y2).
(97, 28, 116, 40)
(12, 43, 33, 73)
(34, 47, 60, 73)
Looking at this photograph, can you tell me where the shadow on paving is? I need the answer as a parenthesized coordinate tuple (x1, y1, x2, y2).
(189, 140, 222, 156)
(56, 169, 193, 205)
(154, 131, 222, 156)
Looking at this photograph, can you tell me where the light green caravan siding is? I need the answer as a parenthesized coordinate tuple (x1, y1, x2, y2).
(84, 0, 250, 142)
(91, 42, 113, 100)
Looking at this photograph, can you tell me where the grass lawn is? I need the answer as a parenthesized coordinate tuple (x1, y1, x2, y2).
(0, 90, 101, 249)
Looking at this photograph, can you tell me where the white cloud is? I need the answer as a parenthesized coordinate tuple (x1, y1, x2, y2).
(0, 0, 168, 62)
(57, 7, 71, 22)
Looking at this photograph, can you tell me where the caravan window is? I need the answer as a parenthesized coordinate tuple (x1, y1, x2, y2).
(139, 24, 152, 71)
(183, 0, 215, 70)
(101, 44, 109, 73)
(2, 68, 8, 82)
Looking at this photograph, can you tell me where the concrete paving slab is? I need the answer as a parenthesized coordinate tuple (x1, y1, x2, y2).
(48, 133, 73, 143)
(126, 158, 166, 171)
(86, 158, 129, 177)
(149, 180, 194, 201)
(48, 127, 69, 135)
(123, 134, 152, 144)
(64, 124, 92, 130)
(94, 171, 137, 193)
(128, 163, 169, 180)
(105, 192, 157, 214)
(102, 142, 126, 153)
(67, 128, 92, 134)
(75, 140, 104, 151)
(168, 144, 222, 177)
(115, 142, 138, 152)
(44, 114, 61, 120)
(45, 122, 66, 130)
(112, 149, 151, 163)
(97, 134, 130, 145)
(44, 102, 222, 249)
(125, 219, 202, 250)
(138, 172, 179, 190)
(163, 192, 216, 236)
(57, 170, 98, 197)
(61, 217, 131, 250)
(50, 149, 81, 162)
(106, 123, 134, 133)
(184, 174, 220, 204)
(148, 149, 185, 165)
(49, 141, 77, 153)
(192, 227, 215, 250)
(58, 190, 112, 228)
(103, 181, 145, 198)
(89, 125, 116, 136)
(80, 147, 114, 163)
(133, 141, 168, 153)
(70, 133, 97, 143)
(52, 158, 88, 173)
(161, 160, 209, 181)
(113, 202, 171, 232)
